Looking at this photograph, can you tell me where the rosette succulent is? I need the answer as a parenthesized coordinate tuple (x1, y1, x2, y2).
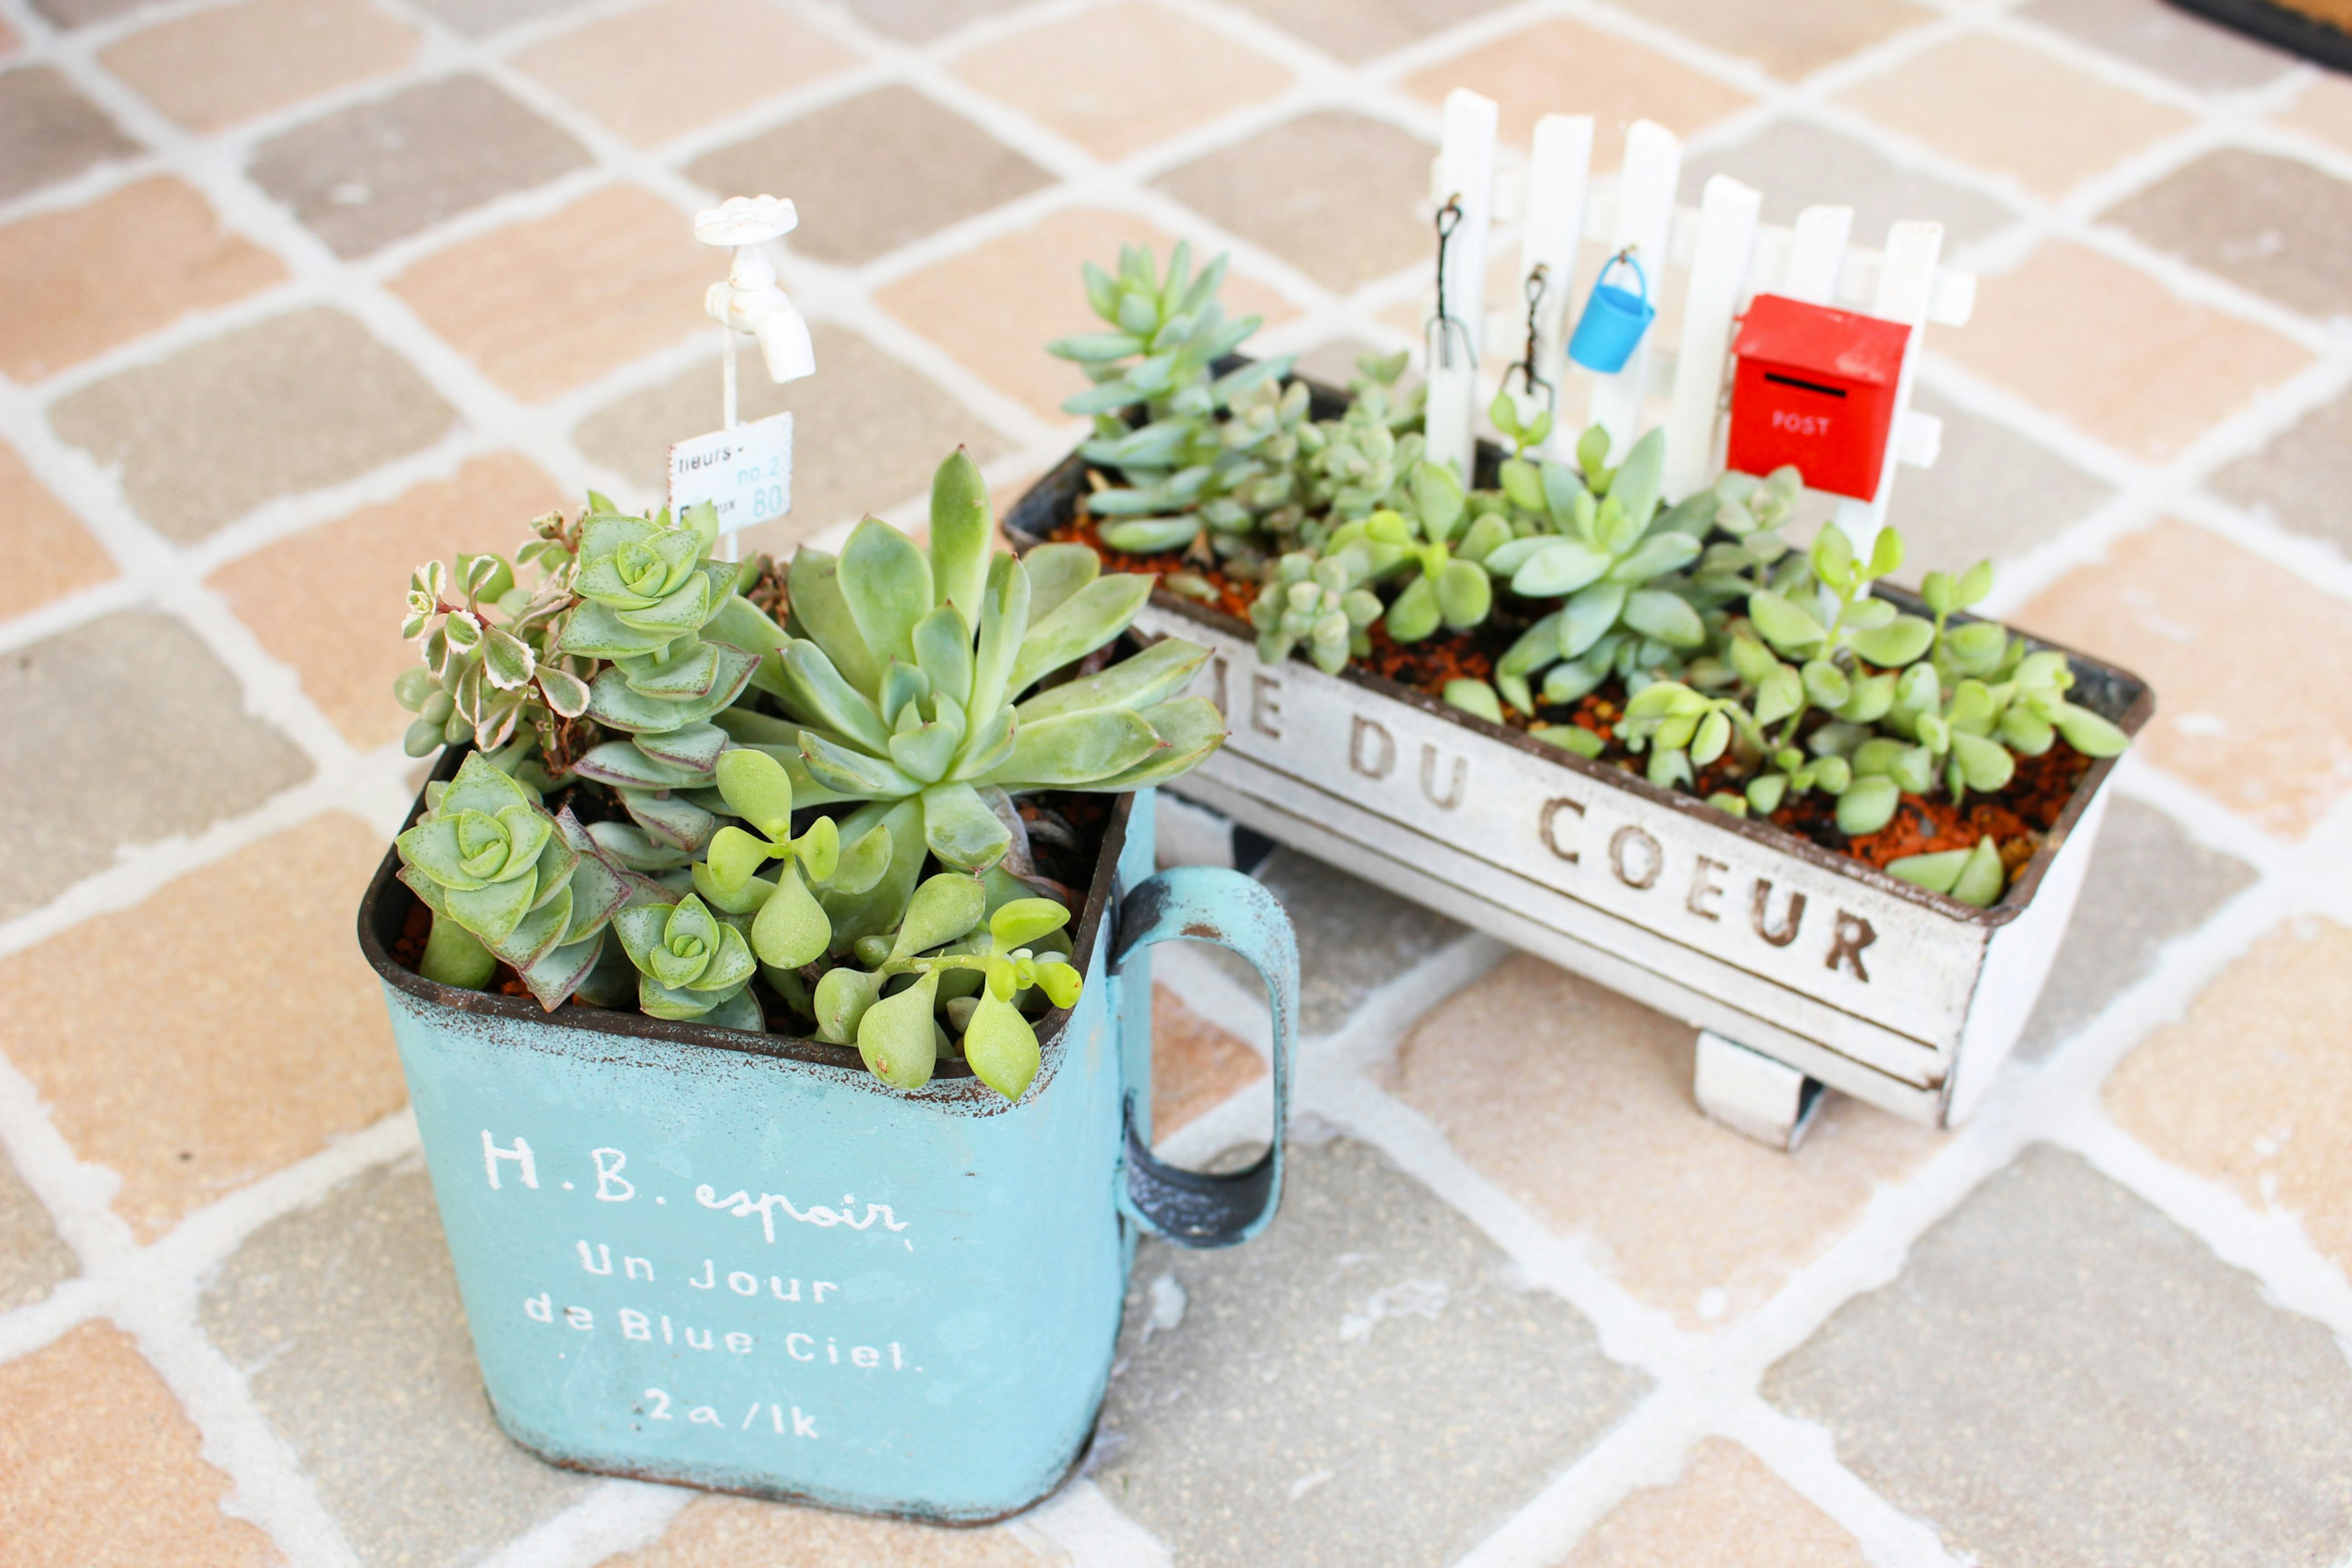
(394, 752, 628, 1007)
(611, 893, 760, 1029)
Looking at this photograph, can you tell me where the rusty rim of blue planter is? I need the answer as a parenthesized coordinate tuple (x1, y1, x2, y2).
(357, 744, 1139, 1112)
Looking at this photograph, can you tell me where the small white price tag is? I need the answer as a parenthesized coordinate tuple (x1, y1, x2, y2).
(668, 411, 793, 536)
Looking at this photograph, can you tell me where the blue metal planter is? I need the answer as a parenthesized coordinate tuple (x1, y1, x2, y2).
(357, 783, 1296, 1523)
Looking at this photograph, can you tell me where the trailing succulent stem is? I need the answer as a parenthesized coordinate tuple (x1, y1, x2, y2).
(390, 449, 1229, 1100)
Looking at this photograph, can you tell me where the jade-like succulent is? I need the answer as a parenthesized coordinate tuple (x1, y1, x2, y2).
(395, 519, 597, 761)
(1247, 549, 1384, 674)
(1888, 837, 2008, 907)
(394, 752, 628, 1008)
(695, 747, 892, 973)
(719, 453, 1223, 964)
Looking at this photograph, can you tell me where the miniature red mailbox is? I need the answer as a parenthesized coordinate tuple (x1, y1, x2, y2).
(1727, 295, 1912, 502)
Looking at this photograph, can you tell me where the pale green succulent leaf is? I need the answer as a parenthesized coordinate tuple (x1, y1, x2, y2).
(990, 898, 1070, 951)
(968, 553, 1034, 734)
(858, 970, 938, 1090)
(1008, 574, 1154, 693)
(1623, 589, 1705, 649)
(1015, 636, 1209, 723)
(715, 748, 795, 840)
(820, 799, 926, 951)
(799, 729, 921, 799)
(786, 549, 882, 698)
(985, 706, 1159, 788)
(929, 451, 994, 620)
(964, 990, 1041, 1101)
(1512, 540, 1612, 598)
(839, 518, 933, 674)
(919, 782, 1014, 873)
(1558, 581, 1629, 660)
(813, 964, 883, 1044)
(912, 605, 975, 707)
(444, 869, 538, 946)
(781, 641, 893, 753)
(752, 862, 831, 968)
(891, 874, 987, 963)
(830, 822, 892, 897)
(1847, 614, 1936, 668)
(1088, 696, 1225, 789)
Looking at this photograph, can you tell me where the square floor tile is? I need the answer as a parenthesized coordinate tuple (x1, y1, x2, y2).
(1219, 0, 1510, 64)
(513, 0, 858, 148)
(2019, 0, 2293, 92)
(2019, 518, 2352, 835)
(1404, 17, 1754, 166)
(1765, 1145, 2352, 1567)
(1684, 118, 2020, 253)
(0, 612, 312, 924)
(2015, 797, 2255, 1058)
(2274, 72, 2352, 157)
(2211, 381, 2352, 556)
(573, 320, 1011, 546)
(1609, 0, 1930, 81)
(100, 0, 418, 133)
(0, 1324, 277, 1568)
(2107, 916, 2352, 1280)
(210, 453, 564, 748)
(685, 85, 1051, 268)
(1561, 1438, 1870, 1567)
(1151, 983, 1265, 1137)
(0, 813, 406, 1238)
(0, 440, 113, 620)
(1094, 1133, 1647, 1567)
(28, 0, 155, 24)
(599, 1493, 1054, 1567)
(1836, 33, 2192, 200)
(2103, 146, 2352, 320)
(247, 74, 589, 258)
(951, 1, 1292, 163)
(0, 1145, 75, 1314)
(835, 0, 1029, 41)
(200, 1159, 592, 1562)
(0, 177, 285, 382)
(1246, 850, 1465, 1036)
(0, 66, 140, 204)
(1154, 110, 1432, 293)
(1881, 386, 2113, 581)
(872, 205, 1294, 421)
(1942, 239, 2309, 460)
(48, 306, 456, 541)
(1390, 954, 1934, 1329)
(391, 183, 710, 401)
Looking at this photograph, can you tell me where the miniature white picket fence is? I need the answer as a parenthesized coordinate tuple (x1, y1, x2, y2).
(1419, 89, 1977, 555)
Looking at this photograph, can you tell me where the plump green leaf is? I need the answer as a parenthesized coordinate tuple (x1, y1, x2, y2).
(1087, 697, 1225, 790)
(963, 990, 1041, 1101)
(786, 548, 882, 698)
(1436, 558, 1491, 629)
(858, 971, 938, 1090)
(929, 449, 993, 620)
(1608, 428, 1665, 534)
(705, 825, 774, 893)
(1009, 575, 1153, 693)
(715, 748, 795, 839)
(1023, 543, 1101, 624)
(1836, 775, 1900, 835)
(990, 897, 1070, 950)
(1444, 678, 1502, 725)
(798, 730, 921, 798)
(2054, 701, 2130, 758)
(752, 862, 830, 968)
(1383, 573, 1440, 643)
(1950, 729, 2016, 793)
(1512, 539, 1612, 598)
(1749, 590, 1826, 656)
(781, 641, 893, 753)
(920, 780, 1015, 873)
(1847, 614, 1935, 668)
(839, 518, 932, 674)
(891, 873, 986, 963)
(813, 964, 882, 1044)
(1950, 837, 2007, 907)
(984, 706, 1159, 787)
(967, 553, 1033, 730)
(1015, 637, 1208, 723)
(1623, 589, 1705, 649)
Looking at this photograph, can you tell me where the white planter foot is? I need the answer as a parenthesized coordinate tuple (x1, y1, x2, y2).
(1694, 1030, 1825, 1152)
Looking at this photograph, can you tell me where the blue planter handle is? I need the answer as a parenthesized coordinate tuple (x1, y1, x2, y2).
(1110, 867, 1297, 1248)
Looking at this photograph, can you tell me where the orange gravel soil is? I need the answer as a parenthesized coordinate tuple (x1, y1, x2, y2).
(1055, 505, 2100, 880)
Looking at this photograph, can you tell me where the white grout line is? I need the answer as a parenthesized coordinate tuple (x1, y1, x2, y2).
(6, 0, 2352, 1562)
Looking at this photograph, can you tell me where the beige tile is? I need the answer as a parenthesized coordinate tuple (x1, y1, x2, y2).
(1837, 33, 2192, 199)
(875, 205, 1292, 420)
(0, 1143, 75, 1313)
(48, 306, 457, 542)
(1220, 0, 1508, 64)
(0, 440, 113, 619)
(595, 1492, 1058, 1567)
(1152, 983, 1265, 1137)
(0, 813, 408, 1240)
(1153, 110, 1431, 293)
(2019, 519, 2352, 835)
(1559, 1438, 1870, 1567)
(391, 183, 709, 401)
(2275, 73, 2352, 157)
(101, 0, 417, 132)
(1942, 239, 2309, 460)
(0, 177, 285, 382)
(685, 84, 1051, 267)
(1403, 17, 1754, 164)
(2107, 918, 2352, 1278)
(211, 453, 565, 748)
(0, 1322, 276, 1568)
(1611, 0, 1930, 81)
(1388, 954, 1935, 1329)
(513, 0, 856, 148)
(951, 1, 1292, 162)
(0, 65, 141, 204)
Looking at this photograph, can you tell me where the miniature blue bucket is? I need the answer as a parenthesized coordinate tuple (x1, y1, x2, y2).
(358, 782, 1296, 1523)
(1567, 252, 1655, 374)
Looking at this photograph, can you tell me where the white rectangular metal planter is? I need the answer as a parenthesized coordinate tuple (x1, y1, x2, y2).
(1010, 462, 2151, 1131)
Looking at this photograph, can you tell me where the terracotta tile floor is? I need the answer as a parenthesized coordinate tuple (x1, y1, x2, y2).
(4, 0, 2350, 1562)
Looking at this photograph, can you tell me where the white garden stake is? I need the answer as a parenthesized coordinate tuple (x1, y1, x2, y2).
(1424, 89, 1499, 481)
(673, 195, 814, 559)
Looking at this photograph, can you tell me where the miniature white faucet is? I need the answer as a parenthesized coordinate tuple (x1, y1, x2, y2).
(695, 194, 815, 431)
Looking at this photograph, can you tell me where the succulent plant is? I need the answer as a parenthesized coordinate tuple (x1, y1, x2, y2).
(1052, 242, 1298, 556)
(394, 752, 629, 1008)
(394, 519, 597, 763)
(611, 892, 761, 1028)
(1247, 548, 1384, 673)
